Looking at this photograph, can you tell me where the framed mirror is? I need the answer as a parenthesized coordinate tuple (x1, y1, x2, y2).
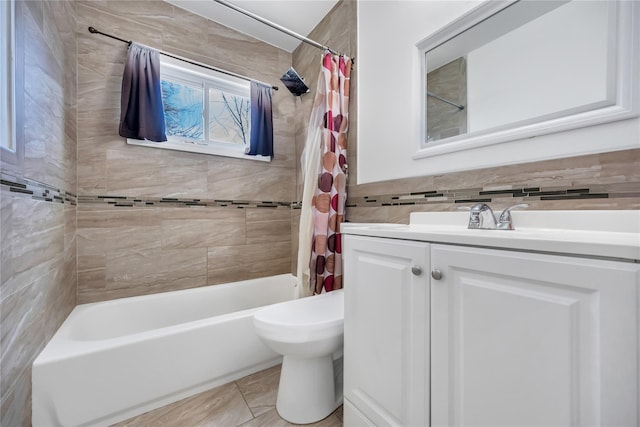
(415, 0, 639, 160)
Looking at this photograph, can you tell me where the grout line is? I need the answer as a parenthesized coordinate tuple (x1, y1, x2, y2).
(234, 379, 258, 422)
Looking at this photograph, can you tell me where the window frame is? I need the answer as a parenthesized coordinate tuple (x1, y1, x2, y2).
(1, 0, 16, 153)
(126, 55, 270, 163)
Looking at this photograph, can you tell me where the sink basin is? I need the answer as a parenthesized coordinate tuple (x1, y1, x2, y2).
(341, 210, 640, 262)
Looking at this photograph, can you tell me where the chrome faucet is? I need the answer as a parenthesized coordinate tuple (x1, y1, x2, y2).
(468, 203, 497, 229)
(468, 203, 528, 230)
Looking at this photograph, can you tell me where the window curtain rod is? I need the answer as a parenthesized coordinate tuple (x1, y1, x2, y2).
(87, 26, 279, 91)
(213, 0, 352, 59)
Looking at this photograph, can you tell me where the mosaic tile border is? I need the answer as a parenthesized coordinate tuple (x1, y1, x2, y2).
(4, 174, 635, 210)
(78, 195, 291, 209)
(345, 183, 639, 208)
(1, 172, 77, 205)
(79, 183, 637, 210)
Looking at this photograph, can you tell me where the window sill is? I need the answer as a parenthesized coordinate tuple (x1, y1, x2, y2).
(126, 138, 271, 162)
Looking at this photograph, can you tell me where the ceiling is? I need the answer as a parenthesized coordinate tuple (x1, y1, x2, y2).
(165, 0, 339, 52)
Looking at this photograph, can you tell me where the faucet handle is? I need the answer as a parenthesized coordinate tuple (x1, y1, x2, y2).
(468, 203, 497, 229)
(468, 203, 485, 228)
(497, 203, 529, 230)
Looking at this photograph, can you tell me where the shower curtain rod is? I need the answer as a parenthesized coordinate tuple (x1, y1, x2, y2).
(87, 26, 279, 91)
(427, 91, 465, 110)
(213, 0, 352, 59)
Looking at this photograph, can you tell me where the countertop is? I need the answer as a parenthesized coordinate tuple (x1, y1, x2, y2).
(341, 211, 640, 262)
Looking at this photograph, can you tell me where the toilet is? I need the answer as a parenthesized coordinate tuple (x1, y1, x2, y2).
(253, 289, 344, 424)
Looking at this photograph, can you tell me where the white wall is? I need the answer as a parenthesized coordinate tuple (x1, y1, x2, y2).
(467, 0, 610, 132)
(357, 0, 640, 184)
(357, 0, 478, 183)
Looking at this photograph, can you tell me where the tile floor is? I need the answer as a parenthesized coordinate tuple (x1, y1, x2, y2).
(112, 364, 343, 426)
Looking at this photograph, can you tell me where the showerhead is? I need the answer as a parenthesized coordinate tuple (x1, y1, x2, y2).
(280, 67, 310, 96)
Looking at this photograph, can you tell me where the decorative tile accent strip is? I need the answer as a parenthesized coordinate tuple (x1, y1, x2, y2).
(75, 183, 640, 209)
(1, 172, 77, 205)
(344, 184, 635, 207)
(78, 195, 291, 209)
(8, 180, 631, 210)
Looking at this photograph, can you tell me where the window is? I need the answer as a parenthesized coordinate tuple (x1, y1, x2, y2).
(1, 0, 15, 152)
(127, 55, 269, 162)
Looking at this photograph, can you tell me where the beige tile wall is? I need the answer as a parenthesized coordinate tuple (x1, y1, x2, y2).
(76, 0, 295, 197)
(77, 205, 292, 303)
(75, 0, 295, 302)
(0, 1, 77, 425)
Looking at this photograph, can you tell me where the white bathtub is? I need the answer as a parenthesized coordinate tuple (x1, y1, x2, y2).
(32, 274, 297, 427)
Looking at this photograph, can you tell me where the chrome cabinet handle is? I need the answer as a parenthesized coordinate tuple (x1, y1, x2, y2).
(431, 269, 443, 280)
(411, 266, 423, 276)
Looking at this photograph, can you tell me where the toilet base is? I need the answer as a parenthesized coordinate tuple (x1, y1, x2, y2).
(276, 354, 342, 424)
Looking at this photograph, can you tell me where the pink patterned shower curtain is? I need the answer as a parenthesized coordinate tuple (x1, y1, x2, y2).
(309, 52, 352, 295)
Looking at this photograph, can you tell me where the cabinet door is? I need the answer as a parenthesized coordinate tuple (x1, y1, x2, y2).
(344, 235, 430, 427)
(431, 244, 639, 427)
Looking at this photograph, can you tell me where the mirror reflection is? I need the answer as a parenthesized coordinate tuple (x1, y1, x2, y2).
(425, 0, 615, 143)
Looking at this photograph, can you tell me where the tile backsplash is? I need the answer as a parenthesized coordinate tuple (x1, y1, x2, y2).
(346, 182, 638, 208)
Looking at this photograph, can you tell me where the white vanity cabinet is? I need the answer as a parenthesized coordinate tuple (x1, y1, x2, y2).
(430, 244, 638, 427)
(343, 225, 640, 427)
(343, 235, 430, 426)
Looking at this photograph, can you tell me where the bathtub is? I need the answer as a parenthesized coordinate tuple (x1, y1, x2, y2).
(32, 274, 297, 427)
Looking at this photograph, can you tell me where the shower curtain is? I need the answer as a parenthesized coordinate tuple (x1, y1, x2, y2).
(297, 52, 352, 295)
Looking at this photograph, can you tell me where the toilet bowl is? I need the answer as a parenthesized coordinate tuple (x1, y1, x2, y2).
(253, 289, 344, 424)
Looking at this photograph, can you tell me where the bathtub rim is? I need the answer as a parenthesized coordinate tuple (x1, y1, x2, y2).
(35, 273, 297, 364)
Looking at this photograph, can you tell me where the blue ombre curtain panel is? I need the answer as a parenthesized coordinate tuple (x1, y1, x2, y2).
(247, 81, 273, 157)
(119, 42, 167, 142)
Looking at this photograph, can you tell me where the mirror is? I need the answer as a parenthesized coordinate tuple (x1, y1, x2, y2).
(418, 0, 638, 151)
